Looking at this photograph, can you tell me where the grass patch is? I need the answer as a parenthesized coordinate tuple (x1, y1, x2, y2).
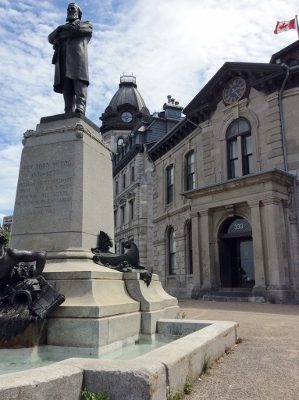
(81, 388, 110, 400)
(201, 354, 211, 375)
(184, 376, 193, 394)
(166, 387, 184, 400)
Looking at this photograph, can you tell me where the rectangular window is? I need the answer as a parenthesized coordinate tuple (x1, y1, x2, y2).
(242, 135, 253, 176)
(186, 152, 195, 190)
(120, 206, 125, 224)
(228, 139, 239, 179)
(114, 210, 118, 227)
(131, 165, 135, 182)
(115, 181, 118, 195)
(123, 174, 126, 189)
(129, 199, 134, 220)
(166, 166, 174, 204)
(169, 229, 176, 275)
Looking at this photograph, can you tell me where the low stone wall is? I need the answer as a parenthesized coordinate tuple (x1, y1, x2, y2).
(0, 320, 239, 400)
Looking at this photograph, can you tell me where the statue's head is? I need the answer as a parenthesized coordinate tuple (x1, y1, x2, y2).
(66, 3, 82, 21)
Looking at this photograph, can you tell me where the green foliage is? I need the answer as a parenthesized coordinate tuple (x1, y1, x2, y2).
(81, 388, 110, 400)
(1, 230, 10, 246)
(201, 354, 211, 375)
(166, 387, 184, 400)
(181, 311, 187, 319)
(184, 376, 193, 394)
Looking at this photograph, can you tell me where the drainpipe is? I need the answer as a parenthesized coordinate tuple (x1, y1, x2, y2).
(278, 63, 299, 229)
(278, 64, 290, 172)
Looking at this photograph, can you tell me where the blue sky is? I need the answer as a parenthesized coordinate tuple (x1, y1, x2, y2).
(0, 0, 298, 221)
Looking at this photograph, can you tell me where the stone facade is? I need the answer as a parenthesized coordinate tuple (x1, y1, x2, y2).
(149, 41, 299, 303)
(100, 76, 183, 267)
(112, 101, 183, 267)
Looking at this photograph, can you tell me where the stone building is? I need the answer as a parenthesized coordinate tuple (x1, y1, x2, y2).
(148, 41, 299, 303)
(100, 75, 183, 267)
(2, 215, 13, 232)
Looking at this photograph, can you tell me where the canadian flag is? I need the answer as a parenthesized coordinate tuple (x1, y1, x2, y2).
(274, 19, 296, 34)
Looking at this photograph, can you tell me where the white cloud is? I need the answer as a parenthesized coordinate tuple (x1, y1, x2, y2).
(0, 0, 298, 216)
(0, 143, 22, 215)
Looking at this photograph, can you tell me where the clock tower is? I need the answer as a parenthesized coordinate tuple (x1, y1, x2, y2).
(100, 74, 150, 152)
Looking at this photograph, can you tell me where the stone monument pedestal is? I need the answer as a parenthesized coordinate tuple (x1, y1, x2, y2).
(11, 113, 113, 258)
(10, 114, 179, 349)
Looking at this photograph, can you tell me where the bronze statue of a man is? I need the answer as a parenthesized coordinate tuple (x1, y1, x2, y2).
(0, 230, 46, 289)
(48, 3, 92, 115)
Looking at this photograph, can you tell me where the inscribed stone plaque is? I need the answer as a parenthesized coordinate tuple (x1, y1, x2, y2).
(14, 143, 76, 234)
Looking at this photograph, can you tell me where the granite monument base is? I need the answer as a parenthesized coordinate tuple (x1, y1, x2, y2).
(44, 260, 179, 349)
(9, 113, 179, 349)
(10, 113, 114, 257)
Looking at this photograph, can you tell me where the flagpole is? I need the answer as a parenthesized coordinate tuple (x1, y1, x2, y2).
(296, 15, 299, 38)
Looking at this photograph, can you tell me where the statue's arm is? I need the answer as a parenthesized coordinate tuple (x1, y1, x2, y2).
(59, 21, 93, 39)
(48, 26, 61, 45)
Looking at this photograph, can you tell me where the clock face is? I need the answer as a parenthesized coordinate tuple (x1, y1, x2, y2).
(222, 77, 247, 105)
(121, 111, 133, 123)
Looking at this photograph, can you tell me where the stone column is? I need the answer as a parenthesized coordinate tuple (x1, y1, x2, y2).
(190, 212, 201, 286)
(198, 209, 215, 294)
(248, 200, 267, 298)
(175, 233, 186, 288)
(262, 196, 291, 302)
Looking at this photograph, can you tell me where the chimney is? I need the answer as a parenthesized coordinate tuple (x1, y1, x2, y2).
(163, 95, 184, 120)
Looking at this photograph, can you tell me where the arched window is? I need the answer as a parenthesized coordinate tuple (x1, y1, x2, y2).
(117, 137, 124, 151)
(166, 165, 174, 204)
(185, 151, 195, 190)
(227, 118, 253, 179)
(185, 220, 193, 274)
(168, 228, 176, 275)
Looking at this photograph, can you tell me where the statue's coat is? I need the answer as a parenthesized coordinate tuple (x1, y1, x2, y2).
(48, 19, 92, 93)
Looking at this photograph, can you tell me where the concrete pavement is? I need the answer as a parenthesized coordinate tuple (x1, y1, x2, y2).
(178, 299, 299, 400)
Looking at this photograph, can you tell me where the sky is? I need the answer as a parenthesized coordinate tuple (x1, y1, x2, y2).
(0, 0, 298, 222)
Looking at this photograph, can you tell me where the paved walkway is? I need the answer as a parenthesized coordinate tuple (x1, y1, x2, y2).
(178, 299, 299, 400)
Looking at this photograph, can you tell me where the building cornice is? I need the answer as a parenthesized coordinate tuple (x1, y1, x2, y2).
(181, 169, 294, 200)
(152, 205, 191, 223)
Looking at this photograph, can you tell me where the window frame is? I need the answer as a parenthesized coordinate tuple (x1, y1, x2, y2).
(166, 165, 174, 204)
(185, 151, 195, 191)
(117, 137, 124, 151)
(129, 199, 134, 221)
(168, 227, 176, 275)
(226, 118, 253, 179)
(120, 205, 125, 225)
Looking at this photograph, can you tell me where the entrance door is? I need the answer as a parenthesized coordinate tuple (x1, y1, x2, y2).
(237, 239, 255, 287)
(219, 217, 255, 288)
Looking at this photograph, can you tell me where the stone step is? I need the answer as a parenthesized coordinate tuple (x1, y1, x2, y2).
(203, 294, 265, 303)
(212, 291, 251, 298)
(203, 295, 249, 303)
(217, 287, 252, 292)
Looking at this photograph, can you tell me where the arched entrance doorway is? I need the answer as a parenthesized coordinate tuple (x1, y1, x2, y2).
(218, 217, 255, 288)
